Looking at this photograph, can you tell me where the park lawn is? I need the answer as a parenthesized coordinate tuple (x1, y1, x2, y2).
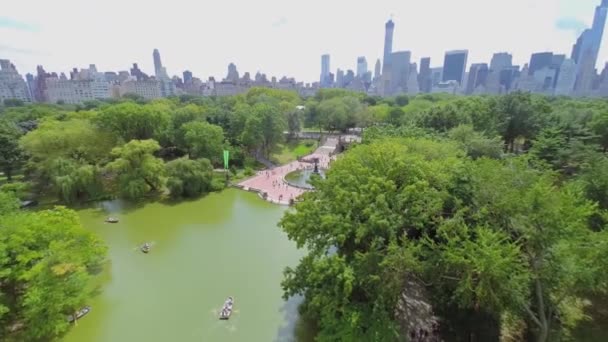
(272, 139, 318, 165)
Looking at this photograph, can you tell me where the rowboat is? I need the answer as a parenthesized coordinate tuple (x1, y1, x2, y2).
(68, 306, 91, 323)
(219, 297, 234, 320)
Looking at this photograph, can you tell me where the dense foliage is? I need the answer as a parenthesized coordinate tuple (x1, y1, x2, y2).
(0, 193, 107, 340)
(279, 91, 608, 341)
(4, 89, 608, 340)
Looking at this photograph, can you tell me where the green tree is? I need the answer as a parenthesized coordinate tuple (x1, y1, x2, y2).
(449, 124, 503, 159)
(0, 120, 23, 181)
(0, 207, 106, 340)
(280, 139, 464, 340)
(591, 110, 608, 152)
(182, 121, 225, 164)
(165, 157, 213, 198)
(286, 108, 302, 139)
(241, 103, 285, 157)
(96, 102, 172, 142)
(106, 140, 165, 199)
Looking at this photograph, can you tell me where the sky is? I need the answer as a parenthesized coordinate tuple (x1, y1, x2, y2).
(1, 0, 606, 83)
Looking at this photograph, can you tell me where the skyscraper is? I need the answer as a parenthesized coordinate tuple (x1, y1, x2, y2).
(418, 57, 432, 93)
(153, 49, 163, 76)
(336, 68, 345, 88)
(390, 51, 411, 94)
(374, 59, 382, 80)
(490, 52, 513, 71)
(554, 59, 577, 96)
(572, 1, 608, 93)
(442, 50, 468, 84)
(357, 57, 368, 78)
(383, 19, 395, 72)
(183, 70, 193, 83)
(320, 54, 331, 87)
(465, 63, 489, 94)
(529, 52, 554, 75)
(226, 63, 239, 83)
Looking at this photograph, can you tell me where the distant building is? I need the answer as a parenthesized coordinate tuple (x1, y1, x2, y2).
(465, 63, 489, 94)
(390, 51, 411, 95)
(120, 79, 161, 99)
(383, 19, 395, 73)
(528, 52, 554, 75)
(554, 59, 577, 96)
(432, 80, 460, 94)
(46, 78, 110, 104)
(357, 57, 368, 78)
(442, 50, 468, 85)
(320, 54, 331, 87)
(130, 63, 149, 81)
(183, 70, 193, 83)
(0, 59, 31, 103)
(336, 69, 345, 88)
(418, 57, 432, 93)
(374, 59, 382, 80)
(153, 49, 163, 77)
(430, 67, 443, 87)
(490, 52, 513, 71)
(407, 63, 419, 95)
(225, 63, 240, 84)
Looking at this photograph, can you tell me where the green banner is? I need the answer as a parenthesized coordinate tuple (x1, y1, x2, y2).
(223, 150, 230, 169)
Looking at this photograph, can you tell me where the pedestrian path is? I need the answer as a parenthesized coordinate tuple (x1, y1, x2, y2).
(237, 139, 337, 205)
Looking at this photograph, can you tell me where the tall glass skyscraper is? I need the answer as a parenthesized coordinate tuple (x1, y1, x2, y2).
(442, 50, 468, 84)
(383, 19, 395, 72)
(357, 57, 368, 78)
(153, 49, 163, 76)
(320, 54, 331, 87)
(572, 0, 608, 92)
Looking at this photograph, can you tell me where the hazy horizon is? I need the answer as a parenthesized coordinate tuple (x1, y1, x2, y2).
(1, 0, 605, 82)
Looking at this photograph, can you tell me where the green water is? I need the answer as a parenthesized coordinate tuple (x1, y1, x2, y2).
(63, 189, 309, 342)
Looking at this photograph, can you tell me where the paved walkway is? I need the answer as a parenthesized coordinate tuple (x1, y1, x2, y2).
(238, 138, 338, 205)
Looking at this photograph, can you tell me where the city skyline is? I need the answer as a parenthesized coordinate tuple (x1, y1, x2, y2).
(1, 0, 606, 83)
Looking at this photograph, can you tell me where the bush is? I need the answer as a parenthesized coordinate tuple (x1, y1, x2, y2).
(210, 177, 226, 191)
(244, 167, 255, 176)
(0, 181, 30, 199)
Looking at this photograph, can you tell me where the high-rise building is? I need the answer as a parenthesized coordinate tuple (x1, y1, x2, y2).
(418, 57, 432, 93)
(554, 59, 577, 96)
(130, 63, 149, 81)
(465, 63, 489, 94)
(430, 67, 443, 87)
(374, 59, 382, 80)
(320, 54, 331, 87)
(225, 63, 240, 83)
(0, 59, 31, 103)
(442, 50, 468, 84)
(383, 19, 395, 72)
(153, 49, 163, 77)
(183, 70, 193, 83)
(357, 57, 368, 78)
(529, 52, 554, 75)
(407, 63, 419, 95)
(572, 1, 608, 94)
(490, 52, 513, 71)
(336, 69, 345, 88)
(389, 51, 411, 94)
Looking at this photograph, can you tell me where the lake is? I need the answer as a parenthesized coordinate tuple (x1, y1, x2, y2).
(63, 189, 310, 342)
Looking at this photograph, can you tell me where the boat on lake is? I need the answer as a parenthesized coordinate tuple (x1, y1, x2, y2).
(105, 217, 119, 223)
(219, 296, 234, 320)
(68, 306, 91, 323)
(141, 243, 151, 253)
